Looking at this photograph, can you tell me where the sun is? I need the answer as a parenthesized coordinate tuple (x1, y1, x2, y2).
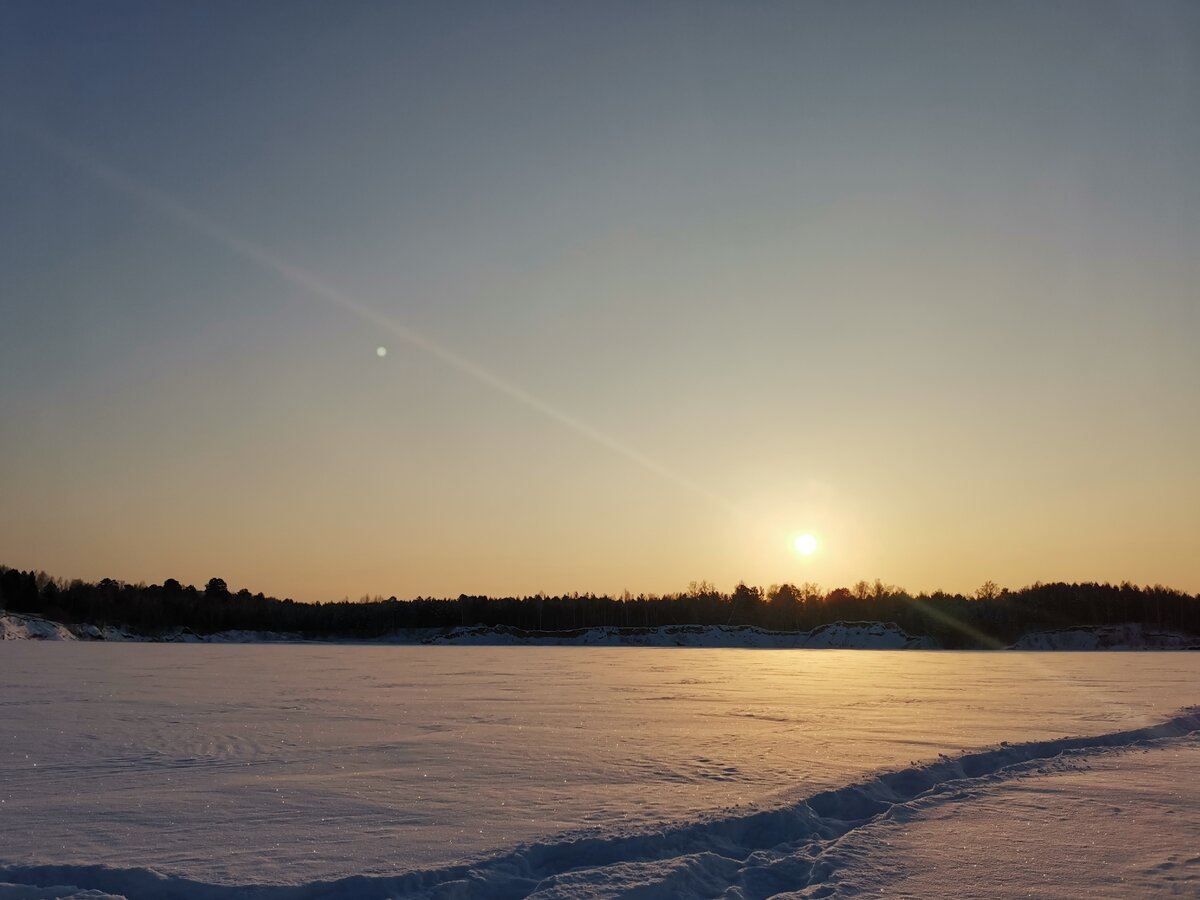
(793, 533, 818, 556)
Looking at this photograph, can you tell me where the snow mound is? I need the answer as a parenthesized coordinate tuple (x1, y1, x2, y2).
(67, 623, 138, 641)
(0, 612, 78, 641)
(0, 612, 140, 642)
(1010, 623, 1200, 651)
(802, 621, 936, 649)
(199, 630, 303, 643)
(2, 707, 1196, 899)
(418, 621, 940, 649)
(0, 612, 301, 644)
(0, 884, 121, 899)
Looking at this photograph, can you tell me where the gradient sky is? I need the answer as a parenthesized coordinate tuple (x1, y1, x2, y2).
(2, 1, 1197, 602)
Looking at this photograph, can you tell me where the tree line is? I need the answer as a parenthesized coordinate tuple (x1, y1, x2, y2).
(1, 566, 1196, 648)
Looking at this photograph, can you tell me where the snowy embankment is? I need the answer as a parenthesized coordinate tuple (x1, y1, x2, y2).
(1008, 623, 1200, 651)
(0, 612, 299, 644)
(0, 612, 78, 641)
(6, 610, 1198, 650)
(2, 707, 1197, 899)
(0, 613, 936, 648)
(0, 612, 932, 648)
(413, 621, 939, 649)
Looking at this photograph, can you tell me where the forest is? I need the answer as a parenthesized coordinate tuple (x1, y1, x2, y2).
(2, 565, 1197, 649)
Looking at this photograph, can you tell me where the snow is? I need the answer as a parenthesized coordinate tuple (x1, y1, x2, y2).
(414, 621, 940, 649)
(1009, 623, 1200, 651)
(0, 615, 937, 648)
(0, 612, 77, 641)
(814, 736, 1200, 898)
(6, 610, 1197, 651)
(0, 613, 300, 644)
(1, 646, 1196, 898)
(0, 887, 121, 900)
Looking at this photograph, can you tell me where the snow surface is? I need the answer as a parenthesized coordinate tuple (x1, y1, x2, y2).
(3, 716, 1198, 899)
(1, 646, 1197, 898)
(814, 736, 1200, 898)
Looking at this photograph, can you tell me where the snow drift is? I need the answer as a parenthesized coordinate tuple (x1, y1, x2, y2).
(2, 707, 1196, 899)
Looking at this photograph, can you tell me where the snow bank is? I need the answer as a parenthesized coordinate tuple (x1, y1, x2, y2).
(6, 610, 1197, 652)
(0, 614, 943, 648)
(1009, 623, 1200, 651)
(415, 621, 940, 649)
(0, 612, 301, 644)
(0, 612, 147, 642)
(2, 707, 1196, 899)
(199, 630, 303, 643)
(0, 612, 78, 641)
(0, 885, 122, 900)
(67, 623, 139, 642)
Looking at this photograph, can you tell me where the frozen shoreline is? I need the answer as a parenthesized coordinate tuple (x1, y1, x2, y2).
(3, 611, 1198, 650)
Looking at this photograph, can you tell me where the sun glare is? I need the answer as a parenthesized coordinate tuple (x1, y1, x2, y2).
(793, 533, 818, 556)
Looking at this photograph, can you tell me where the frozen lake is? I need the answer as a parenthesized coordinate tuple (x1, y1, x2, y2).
(1, 645, 1197, 897)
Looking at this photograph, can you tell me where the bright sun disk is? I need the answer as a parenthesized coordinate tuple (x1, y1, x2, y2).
(794, 533, 818, 556)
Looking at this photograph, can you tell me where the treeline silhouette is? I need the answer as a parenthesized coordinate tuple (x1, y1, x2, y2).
(2, 566, 1197, 648)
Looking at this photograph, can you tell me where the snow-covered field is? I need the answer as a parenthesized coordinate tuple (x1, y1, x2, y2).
(816, 737, 1200, 898)
(1, 645, 1196, 898)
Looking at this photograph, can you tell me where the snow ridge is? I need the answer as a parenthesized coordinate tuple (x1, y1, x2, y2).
(3, 707, 1197, 900)
(0, 612, 302, 643)
(0, 612, 78, 641)
(416, 621, 939, 649)
(8, 611, 1198, 650)
(1008, 623, 1200, 651)
(0, 615, 938, 648)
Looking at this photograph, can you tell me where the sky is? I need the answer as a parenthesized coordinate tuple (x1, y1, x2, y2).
(1, 1, 1197, 602)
